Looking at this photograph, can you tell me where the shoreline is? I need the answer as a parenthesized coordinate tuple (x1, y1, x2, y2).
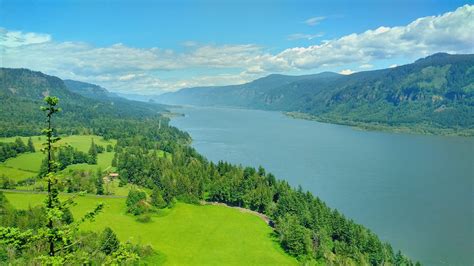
(285, 111, 474, 137)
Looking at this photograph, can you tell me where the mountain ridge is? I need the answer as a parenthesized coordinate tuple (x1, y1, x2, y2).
(157, 53, 474, 135)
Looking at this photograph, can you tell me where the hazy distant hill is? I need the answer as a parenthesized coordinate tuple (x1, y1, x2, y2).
(158, 72, 341, 108)
(63, 79, 120, 100)
(158, 53, 474, 135)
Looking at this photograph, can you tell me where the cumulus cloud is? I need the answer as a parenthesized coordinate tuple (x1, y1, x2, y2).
(0, 5, 472, 93)
(305, 16, 326, 26)
(274, 5, 474, 70)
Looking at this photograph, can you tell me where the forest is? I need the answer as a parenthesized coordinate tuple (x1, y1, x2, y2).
(0, 92, 417, 265)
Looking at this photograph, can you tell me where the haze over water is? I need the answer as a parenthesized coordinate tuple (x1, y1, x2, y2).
(170, 106, 474, 266)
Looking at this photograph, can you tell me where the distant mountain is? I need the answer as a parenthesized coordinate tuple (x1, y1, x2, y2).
(0, 68, 168, 136)
(114, 92, 158, 103)
(158, 72, 341, 108)
(63, 79, 120, 100)
(158, 53, 474, 135)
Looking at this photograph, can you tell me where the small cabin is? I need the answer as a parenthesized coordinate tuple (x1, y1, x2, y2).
(103, 172, 119, 183)
(109, 173, 119, 178)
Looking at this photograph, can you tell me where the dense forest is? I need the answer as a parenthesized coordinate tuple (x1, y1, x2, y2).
(158, 53, 474, 136)
(0, 68, 417, 264)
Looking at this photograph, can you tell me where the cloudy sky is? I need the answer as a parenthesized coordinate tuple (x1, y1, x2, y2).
(0, 0, 472, 94)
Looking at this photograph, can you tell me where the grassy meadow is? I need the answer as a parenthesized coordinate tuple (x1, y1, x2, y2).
(4, 191, 297, 265)
(0, 135, 117, 183)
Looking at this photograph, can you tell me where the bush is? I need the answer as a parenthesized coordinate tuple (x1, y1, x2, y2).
(136, 214, 152, 223)
(126, 189, 149, 215)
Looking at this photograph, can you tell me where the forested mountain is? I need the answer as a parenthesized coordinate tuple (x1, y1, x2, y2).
(158, 71, 341, 108)
(0, 68, 168, 137)
(158, 53, 474, 135)
(0, 67, 418, 264)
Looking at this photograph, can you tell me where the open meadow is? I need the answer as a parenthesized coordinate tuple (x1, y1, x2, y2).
(0, 135, 117, 182)
(4, 191, 297, 265)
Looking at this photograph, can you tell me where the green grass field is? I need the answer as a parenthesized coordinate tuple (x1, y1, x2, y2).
(0, 135, 117, 183)
(0, 135, 116, 153)
(0, 166, 35, 181)
(4, 192, 296, 265)
(3, 152, 44, 172)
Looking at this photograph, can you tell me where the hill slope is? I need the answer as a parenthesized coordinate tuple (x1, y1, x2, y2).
(4, 192, 297, 265)
(158, 53, 474, 135)
(63, 79, 120, 100)
(0, 68, 168, 136)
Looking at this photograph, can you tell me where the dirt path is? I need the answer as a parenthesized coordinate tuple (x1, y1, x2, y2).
(202, 201, 272, 225)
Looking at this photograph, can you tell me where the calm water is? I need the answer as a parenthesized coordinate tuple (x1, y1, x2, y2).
(170, 106, 474, 265)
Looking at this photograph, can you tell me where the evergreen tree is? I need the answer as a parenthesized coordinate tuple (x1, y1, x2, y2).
(99, 227, 120, 255)
(0, 97, 104, 264)
(27, 137, 35, 152)
(111, 153, 117, 167)
(96, 168, 104, 195)
(151, 188, 167, 209)
(14, 137, 27, 153)
(88, 138, 98, 164)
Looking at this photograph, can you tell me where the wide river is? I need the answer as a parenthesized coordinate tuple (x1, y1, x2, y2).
(169, 106, 473, 265)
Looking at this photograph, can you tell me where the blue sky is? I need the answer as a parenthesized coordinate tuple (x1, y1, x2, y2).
(1, 0, 473, 94)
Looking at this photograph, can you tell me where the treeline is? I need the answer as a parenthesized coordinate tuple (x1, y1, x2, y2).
(112, 128, 417, 265)
(0, 138, 35, 162)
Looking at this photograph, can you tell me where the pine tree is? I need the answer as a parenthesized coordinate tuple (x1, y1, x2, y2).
(14, 137, 27, 153)
(27, 137, 35, 152)
(0, 97, 103, 264)
(96, 168, 104, 195)
(88, 138, 98, 164)
(99, 227, 120, 255)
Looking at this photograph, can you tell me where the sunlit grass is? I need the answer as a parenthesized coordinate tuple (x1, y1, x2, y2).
(4, 192, 296, 265)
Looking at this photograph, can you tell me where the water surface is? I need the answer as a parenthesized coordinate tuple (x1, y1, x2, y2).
(170, 106, 474, 265)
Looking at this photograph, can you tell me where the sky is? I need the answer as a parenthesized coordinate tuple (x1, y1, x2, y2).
(0, 0, 473, 94)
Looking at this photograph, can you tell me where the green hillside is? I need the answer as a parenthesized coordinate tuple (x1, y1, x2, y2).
(4, 192, 296, 265)
(0, 68, 168, 137)
(158, 53, 474, 135)
(0, 135, 116, 183)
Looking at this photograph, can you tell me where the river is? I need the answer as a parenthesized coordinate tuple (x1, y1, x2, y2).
(169, 106, 474, 265)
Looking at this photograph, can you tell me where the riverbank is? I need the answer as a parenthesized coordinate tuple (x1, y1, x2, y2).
(285, 111, 474, 137)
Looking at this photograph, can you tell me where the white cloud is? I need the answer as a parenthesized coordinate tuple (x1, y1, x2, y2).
(0, 5, 472, 93)
(389, 64, 398, 68)
(274, 5, 474, 70)
(339, 69, 354, 75)
(287, 33, 324, 40)
(0, 28, 51, 47)
(305, 16, 326, 26)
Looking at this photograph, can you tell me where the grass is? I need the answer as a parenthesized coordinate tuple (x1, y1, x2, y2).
(0, 166, 35, 181)
(0, 135, 117, 153)
(0, 135, 117, 183)
(3, 152, 44, 172)
(4, 191, 297, 266)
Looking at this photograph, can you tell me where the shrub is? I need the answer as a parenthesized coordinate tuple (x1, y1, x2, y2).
(136, 214, 152, 223)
